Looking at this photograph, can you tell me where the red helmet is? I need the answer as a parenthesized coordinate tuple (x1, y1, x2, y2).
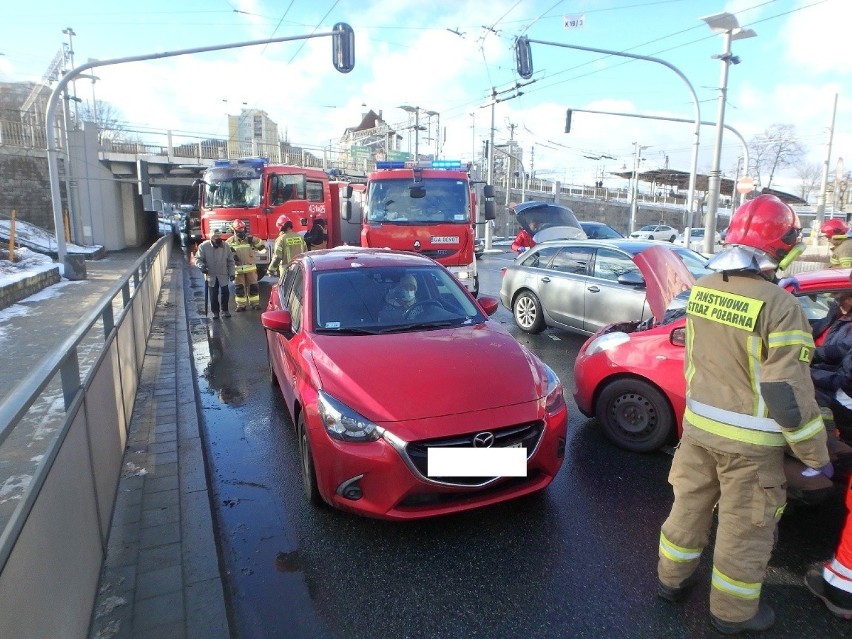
(231, 219, 247, 236)
(275, 214, 291, 230)
(821, 218, 849, 239)
(724, 194, 800, 263)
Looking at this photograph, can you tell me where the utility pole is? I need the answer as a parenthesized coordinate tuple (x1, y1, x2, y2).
(487, 88, 496, 251)
(816, 93, 839, 229)
(505, 121, 516, 210)
(629, 143, 648, 235)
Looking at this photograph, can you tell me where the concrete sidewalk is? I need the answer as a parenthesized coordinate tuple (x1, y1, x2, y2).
(87, 249, 229, 639)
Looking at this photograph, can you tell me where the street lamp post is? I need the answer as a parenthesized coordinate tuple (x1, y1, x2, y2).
(700, 12, 756, 253)
(629, 143, 649, 234)
(515, 36, 700, 249)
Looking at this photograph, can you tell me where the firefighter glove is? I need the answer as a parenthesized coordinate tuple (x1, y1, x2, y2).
(819, 463, 835, 479)
(777, 276, 799, 292)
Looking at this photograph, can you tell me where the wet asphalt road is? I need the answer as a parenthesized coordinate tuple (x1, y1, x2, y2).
(181, 249, 849, 639)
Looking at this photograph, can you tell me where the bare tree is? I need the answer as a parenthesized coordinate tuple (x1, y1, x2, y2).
(77, 99, 129, 144)
(794, 161, 822, 203)
(747, 124, 806, 190)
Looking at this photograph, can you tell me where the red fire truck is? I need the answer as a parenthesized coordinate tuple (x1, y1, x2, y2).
(196, 158, 338, 276)
(354, 160, 492, 295)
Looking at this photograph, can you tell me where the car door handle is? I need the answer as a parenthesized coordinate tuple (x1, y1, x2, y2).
(587, 285, 600, 293)
(541, 276, 551, 283)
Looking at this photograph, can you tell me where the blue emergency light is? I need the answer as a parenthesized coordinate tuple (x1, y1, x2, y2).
(375, 161, 407, 169)
(213, 157, 269, 168)
(375, 160, 467, 171)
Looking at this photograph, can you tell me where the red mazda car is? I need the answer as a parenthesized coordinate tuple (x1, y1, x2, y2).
(262, 248, 568, 520)
(573, 260, 851, 453)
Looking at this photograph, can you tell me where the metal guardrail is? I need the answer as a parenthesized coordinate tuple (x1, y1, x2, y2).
(0, 236, 171, 638)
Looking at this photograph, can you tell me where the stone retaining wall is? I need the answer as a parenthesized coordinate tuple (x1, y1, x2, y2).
(0, 266, 60, 310)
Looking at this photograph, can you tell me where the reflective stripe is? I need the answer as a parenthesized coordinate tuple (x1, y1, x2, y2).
(747, 335, 764, 417)
(825, 561, 852, 595)
(659, 532, 702, 563)
(687, 399, 782, 433)
(685, 406, 786, 447)
(767, 329, 814, 348)
(784, 415, 826, 444)
(711, 566, 761, 600)
(836, 388, 852, 410)
(829, 558, 852, 581)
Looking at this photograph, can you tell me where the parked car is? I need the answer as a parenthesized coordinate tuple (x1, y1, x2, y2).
(629, 224, 677, 242)
(262, 247, 568, 520)
(573, 259, 852, 503)
(579, 221, 624, 240)
(499, 239, 711, 336)
(676, 227, 722, 249)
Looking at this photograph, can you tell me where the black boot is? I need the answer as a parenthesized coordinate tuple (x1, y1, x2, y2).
(710, 600, 775, 635)
(805, 566, 852, 620)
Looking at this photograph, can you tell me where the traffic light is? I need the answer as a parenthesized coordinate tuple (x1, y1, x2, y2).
(332, 23, 355, 73)
(515, 36, 533, 79)
(565, 110, 573, 134)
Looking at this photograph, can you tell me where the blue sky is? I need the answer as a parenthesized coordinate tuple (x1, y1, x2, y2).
(1, 0, 847, 194)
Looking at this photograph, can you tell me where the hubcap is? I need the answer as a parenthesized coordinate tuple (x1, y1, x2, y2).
(517, 297, 536, 328)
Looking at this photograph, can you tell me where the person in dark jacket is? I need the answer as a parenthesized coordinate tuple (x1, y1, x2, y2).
(811, 289, 852, 407)
(304, 218, 328, 250)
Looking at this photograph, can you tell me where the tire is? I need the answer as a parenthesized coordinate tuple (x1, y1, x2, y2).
(513, 290, 545, 334)
(595, 378, 674, 452)
(297, 413, 323, 506)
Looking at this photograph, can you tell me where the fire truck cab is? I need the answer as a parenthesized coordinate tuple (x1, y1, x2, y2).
(196, 158, 333, 277)
(357, 160, 490, 295)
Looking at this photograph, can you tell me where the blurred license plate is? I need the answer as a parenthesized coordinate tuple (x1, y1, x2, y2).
(427, 447, 526, 477)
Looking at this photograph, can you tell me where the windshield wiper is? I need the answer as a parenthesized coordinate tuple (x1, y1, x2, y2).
(314, 327, 381, 335)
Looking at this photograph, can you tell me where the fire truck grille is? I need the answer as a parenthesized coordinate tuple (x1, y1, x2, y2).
(420, 249, 455, 259)
(404, 421, 544, 486)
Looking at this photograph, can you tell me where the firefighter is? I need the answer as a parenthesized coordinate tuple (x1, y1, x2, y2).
(304, 217, 328, 250)
(227, 219, 267, 311)
(822, 218, 852, 268)
(806, 469, 852, 620)
(268, 216, 307, 277)
(657, 194, 832, 634)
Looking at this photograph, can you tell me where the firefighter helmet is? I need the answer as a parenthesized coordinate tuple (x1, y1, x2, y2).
(707, 194, 802, 272)
(231, 219, 247, 237)
(821, 218, 849, 239)
(275, 214, 292, 231)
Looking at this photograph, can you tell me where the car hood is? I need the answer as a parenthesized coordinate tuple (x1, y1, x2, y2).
(311, 322, 547, 422)
(632, 245, 695, 323)
(514, 201, 587, 241)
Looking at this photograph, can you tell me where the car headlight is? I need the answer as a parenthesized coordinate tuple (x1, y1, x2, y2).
(584, 331, 630, 356)
(542, 363, 566, 413)
(317, 391, 383, 442)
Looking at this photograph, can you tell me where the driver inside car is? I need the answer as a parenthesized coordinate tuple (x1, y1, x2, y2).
(378, 274, 423, 323)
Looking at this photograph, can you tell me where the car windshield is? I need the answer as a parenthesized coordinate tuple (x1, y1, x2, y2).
(313, 266, 483, 333)
(666, 247, 712, 279)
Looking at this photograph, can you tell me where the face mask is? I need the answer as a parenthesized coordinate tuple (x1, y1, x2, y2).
(212, 239, 223, 247)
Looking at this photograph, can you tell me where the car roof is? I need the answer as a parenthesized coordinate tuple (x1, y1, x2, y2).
(533, 238, 685, 255)
(303, 247, 437, 272)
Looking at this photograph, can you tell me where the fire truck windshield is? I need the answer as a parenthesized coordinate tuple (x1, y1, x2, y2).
(365, 178, 469, 224)
(204, 177, 261, 208)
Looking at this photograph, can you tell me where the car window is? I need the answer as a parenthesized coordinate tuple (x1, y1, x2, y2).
(550, 246, 592, 275)
(797, 292, 835, 322)
(592, 248, 638, 281)
(520, 246, 560, 268)
(285, 266, 304, 333)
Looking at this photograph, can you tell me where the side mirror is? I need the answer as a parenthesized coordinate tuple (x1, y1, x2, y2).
(261, 310, 293, 335)
(343, 200, 352, 221)
(345, 184, 353, 198)
(477, 295, 500, 316)
(332, 23, 355, 73)
(617, 272, 645, 287)
(484, 200, 496, 221)
(483, 185, 495, 199)
(515, 36, 533, 80)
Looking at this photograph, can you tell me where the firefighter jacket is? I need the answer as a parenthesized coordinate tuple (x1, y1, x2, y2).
(227, 234, 267, 274)
(682, 270, 830, 470)
(195, 239, 235, 284)
(830, 237, 852, 268)
(268, 230, 307, 274)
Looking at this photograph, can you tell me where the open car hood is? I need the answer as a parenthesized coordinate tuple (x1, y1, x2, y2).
(513, 201, 587, 242)
(632, 245, 695, 323)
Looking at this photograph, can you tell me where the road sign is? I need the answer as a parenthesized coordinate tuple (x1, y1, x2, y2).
(736, 176, 755, 194)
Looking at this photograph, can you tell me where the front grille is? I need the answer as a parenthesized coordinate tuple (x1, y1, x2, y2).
(420, 249, 455, 259)
(397, 472, 543, 509)
(405, 421, 544, 486)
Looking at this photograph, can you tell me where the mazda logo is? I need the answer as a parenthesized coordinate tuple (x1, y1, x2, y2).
(413, 240, 421, 250)
(472, 432, 495, 448)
